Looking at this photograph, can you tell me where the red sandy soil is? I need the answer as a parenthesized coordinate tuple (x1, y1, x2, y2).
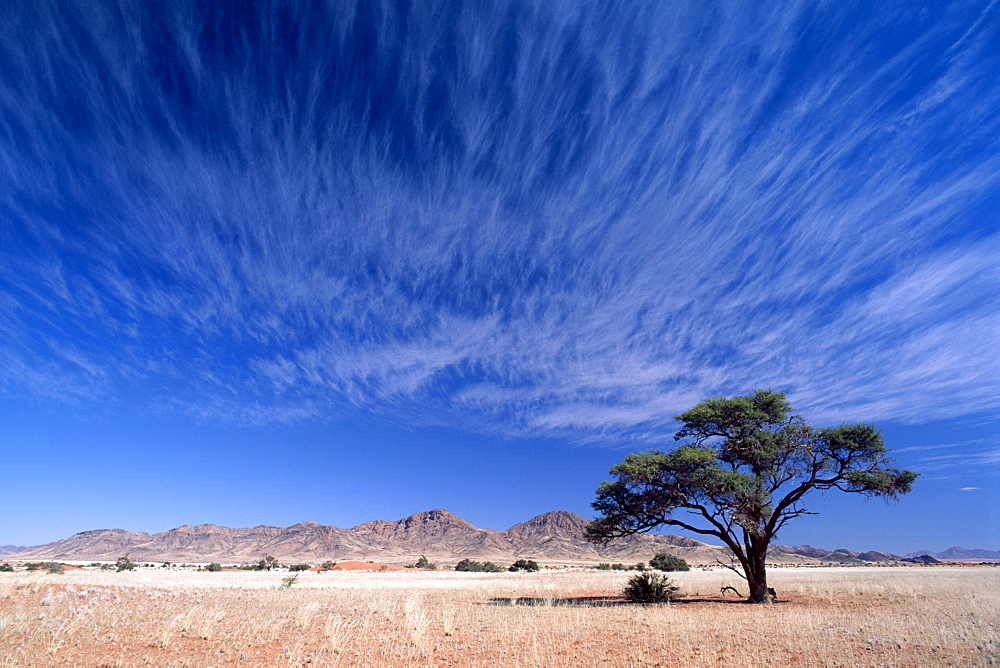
(329, 560, 405, 571)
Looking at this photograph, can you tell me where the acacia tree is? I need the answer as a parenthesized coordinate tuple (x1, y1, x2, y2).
(585, 390, 917, 603)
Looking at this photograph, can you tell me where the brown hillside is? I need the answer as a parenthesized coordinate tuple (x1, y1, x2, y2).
(8, 509, 777, 565)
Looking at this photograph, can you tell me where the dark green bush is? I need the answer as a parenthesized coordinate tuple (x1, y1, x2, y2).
(611, 563, 627, 570)
(0, 563, 14, 572)
(321, 561, 337, 570)
(508, 559, 539, 572)
(454, 559, 504, 572)
(595, 563, 612, 570)
(115, 556, 136, 572)
(623, 572, 681, 603)
(206, 562, 223, 572)
(414, 555, 437, 569)
(288, 563, 312, 571)
(649, 552, 691, 572)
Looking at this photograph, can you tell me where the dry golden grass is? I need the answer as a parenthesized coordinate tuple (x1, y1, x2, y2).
(0, 566, 997, 665)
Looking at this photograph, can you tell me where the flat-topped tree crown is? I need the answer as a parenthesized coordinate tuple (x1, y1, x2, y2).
(586, 389, 917, 603)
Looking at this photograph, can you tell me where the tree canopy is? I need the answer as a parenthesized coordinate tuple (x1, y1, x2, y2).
(585, 390, 917, 602)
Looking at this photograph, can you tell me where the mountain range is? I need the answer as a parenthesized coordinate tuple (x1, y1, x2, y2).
(6, 510, 743, 565)
(0, 545, 33, 556)
(5, 510, 995, 565)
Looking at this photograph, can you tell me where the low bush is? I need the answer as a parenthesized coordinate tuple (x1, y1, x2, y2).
(206, 562, 222, 572)
(321, 561, 337, 570)
(508, 559, 539, 572)
(414, 556, 437, 569)
(288, 564, 312, 572)
(0, 563, 13, 572)
(624, 572, 681, 603)
(115, 556, 136, 572)
(649, 552, 690, 572)
(454, 559, 504, 572)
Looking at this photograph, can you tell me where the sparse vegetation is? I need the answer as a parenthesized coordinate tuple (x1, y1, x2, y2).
(624, 571, 681, 603)
(508, 559, 539, 572)
(280, 573, 299, 589)
(116, 556, 136, 572)
(413, 555, 437, 570)
(321, 561, 336, 570)
(0, 563, 13, 572)
(650, 552, 690, 572)
(288, 563, 312, 572)
(0, 567, 994, 664)
(205, 562, 222, 572)
(454, 559, 504, 572)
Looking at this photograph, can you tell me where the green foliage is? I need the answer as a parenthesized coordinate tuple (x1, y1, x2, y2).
(258, 555, 279, 571)
(650, 553, 690, 572)
(587, 390, 917, 603)
(595, 563, 612, 570)
(206, 562, 222, 572)
(508, 559, 540, 572)
(0, 563, 13, 572)
(288, 563, 312, 571)
(623, 572, 681, 603)
(321, 561, 337, 570)
(414, 555, 437, 569)
(22, 561, 65, 573)
(454, 558, 504, 572)
(610, 563, 627, 570)
(257, 555, 280, 571)
(115, 556, 136, 572)
(280, 573, 299, 589)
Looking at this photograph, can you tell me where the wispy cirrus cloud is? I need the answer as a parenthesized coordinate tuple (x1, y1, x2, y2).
(0, 1, 997, 440)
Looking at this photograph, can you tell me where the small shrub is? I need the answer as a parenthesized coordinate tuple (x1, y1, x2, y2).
(414, 555, 437, 569)
(595, 563, 612, 570)
(632, 562, 646, 571)
(624, 572, 681, 603)
(508, 559, 539, 572)
(0, 563, 13, 572)
(455, 559, 504, 572)
(206, 562, 222, 572)
(280, 573, 299, 589)
(288, 563, 312, 571)
(649, 552, 690, 572)
(321, 561, 337, 570)
(47, 562, 64, 574)
(115, 556, 136, 572)
(611, 563, 627, 570)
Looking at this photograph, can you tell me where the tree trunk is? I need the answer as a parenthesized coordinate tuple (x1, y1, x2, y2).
(745, 543, 773, 603)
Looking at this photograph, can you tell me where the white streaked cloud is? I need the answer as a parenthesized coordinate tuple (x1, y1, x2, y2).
(0, 1, 997, 440)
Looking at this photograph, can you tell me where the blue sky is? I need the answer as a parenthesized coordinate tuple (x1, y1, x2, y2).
(1, 1, 997, 554)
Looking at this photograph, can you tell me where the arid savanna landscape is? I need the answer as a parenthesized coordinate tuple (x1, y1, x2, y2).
(1, 565, 997, 665)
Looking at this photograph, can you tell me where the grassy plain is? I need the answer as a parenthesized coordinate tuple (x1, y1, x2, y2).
(1, 566, 997, 665)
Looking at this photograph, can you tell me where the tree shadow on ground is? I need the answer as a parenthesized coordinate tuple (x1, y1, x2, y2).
(485, 595, 780, 607)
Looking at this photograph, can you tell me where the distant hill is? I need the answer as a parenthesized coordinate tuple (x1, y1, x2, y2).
(0, 545, 34, 556)
(905, 547, 1000, 561)
(7, 510, 735, 565)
